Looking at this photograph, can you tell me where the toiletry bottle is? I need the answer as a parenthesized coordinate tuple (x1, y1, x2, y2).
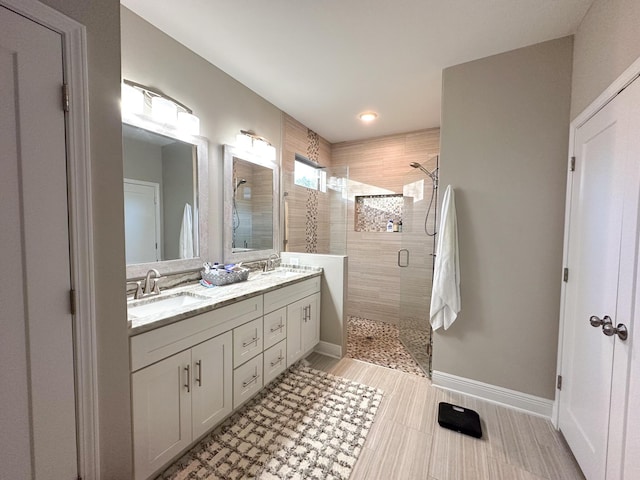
(386, 219, 393, 232)
(393, 220, 399, 232)
(398, 220, 403, 233)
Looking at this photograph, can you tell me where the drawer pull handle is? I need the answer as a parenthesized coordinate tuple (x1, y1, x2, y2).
(184, 365, 190, 393)
(242, 374, 259, 388)
(270, 324, 284, 333)
(195, 360, 202, 387)
(242, 336, 260, 348)
(270, 356, 284, 367)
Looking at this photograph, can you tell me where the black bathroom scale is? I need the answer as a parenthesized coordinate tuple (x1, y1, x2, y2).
(437, 402, 483, 438)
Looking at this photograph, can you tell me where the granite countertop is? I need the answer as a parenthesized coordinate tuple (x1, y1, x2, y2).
(128, 266, 322, 336)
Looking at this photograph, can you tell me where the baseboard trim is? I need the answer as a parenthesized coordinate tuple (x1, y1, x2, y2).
(431, 370, 553, 418)
(314, 341, 342, 359)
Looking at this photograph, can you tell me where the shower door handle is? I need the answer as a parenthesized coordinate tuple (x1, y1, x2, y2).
(398, 249, 409, 267)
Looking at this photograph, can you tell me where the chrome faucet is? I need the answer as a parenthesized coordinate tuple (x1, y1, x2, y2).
(143, 268, 161, 296)
(264, 253, 280, 272)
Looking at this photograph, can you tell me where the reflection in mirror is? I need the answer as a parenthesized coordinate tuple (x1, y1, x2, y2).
(123, 124, 196, 263)
(123, 115, 208, 279)
(224, 145, 280, 263)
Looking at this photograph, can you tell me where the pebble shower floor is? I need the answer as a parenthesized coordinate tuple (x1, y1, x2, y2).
(346, 316, 427, 378)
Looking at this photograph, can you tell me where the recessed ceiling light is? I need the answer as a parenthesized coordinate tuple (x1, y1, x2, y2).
(359, 111, 378, 122)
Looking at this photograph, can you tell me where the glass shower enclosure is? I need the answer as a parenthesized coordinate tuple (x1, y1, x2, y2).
(399, 156, 439, 376)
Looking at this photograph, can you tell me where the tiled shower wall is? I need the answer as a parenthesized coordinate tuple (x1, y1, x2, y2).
(282, 114, 333, 253)
(332, 129, 440, 324)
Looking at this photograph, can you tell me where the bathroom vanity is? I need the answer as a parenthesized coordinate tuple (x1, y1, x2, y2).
(128, 268, 321, 480)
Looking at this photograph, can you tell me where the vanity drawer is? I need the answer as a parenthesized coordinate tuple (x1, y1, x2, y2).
(233, 353, 263, 409)
(131, 296, 263, 372)
(263, 340, 286, 386)
(263, 308, 286, 350)
(263, 276, 321, 314)
(233, 317, 263, 368)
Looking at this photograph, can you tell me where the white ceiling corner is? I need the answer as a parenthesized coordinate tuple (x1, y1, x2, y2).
(121, 0, 593, 143)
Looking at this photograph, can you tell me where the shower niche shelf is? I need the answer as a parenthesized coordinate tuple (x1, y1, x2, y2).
(355, 194, 403, 232)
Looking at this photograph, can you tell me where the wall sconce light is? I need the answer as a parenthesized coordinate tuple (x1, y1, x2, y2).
(121, 79, 201, 135)
(236, 129, 276, 161)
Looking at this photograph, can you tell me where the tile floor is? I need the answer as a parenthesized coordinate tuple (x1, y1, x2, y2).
(307, 353, 585, 480)
(346, 316, 427, 377)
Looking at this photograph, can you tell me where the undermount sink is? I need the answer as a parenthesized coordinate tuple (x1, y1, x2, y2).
(260, 269, 299, 278)
(128, 292, 209, 318)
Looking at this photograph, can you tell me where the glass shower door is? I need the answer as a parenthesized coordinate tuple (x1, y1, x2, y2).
(399, 160, 438, 376)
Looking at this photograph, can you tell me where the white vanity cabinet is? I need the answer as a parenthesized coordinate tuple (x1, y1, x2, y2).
(131, 332, 232, 480)
(286, 292, 320, 367)
(263, 277, 321, 368)
(130, 275, 321, 480)
(263, 340, 287, 385)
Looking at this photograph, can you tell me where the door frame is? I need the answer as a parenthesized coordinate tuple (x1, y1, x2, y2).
(554, 55, 640, 477)
(1, 0, 98, 478)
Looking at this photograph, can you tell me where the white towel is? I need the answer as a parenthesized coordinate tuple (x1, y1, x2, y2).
(430, 185, 461, 331)
(179, 203, 194, 259)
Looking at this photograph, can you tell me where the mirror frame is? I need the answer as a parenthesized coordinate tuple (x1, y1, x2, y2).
(123, 112, 209, 279)
(223, 144, 280, 263)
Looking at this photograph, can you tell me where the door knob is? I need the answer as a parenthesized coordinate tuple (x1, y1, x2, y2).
(602, 322, 628, 341)
(589, 315, 612, 327)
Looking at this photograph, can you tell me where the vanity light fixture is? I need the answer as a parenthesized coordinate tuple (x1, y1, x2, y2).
(151, 96, 178, 125)
(121, 82, 144, 115)
(236, 129, 276, 161)
(359, 111, 378, 122)
(121, 79, 201, 135)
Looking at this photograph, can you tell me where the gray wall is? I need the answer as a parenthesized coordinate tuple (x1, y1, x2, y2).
(121, 7, 283, 262)
(162, 142, 195, 259)
(435, 37, 573, 400)
(122, 135, 163, 183)
(39, 0, 132, 477)
(571, 0, 640, 119)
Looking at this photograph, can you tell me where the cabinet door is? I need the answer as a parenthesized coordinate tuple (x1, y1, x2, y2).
(302, 293, 321, 354)
(263, 307, 287, 350)
(263, 340, 287, 385)
(286, 298, 305, 367)
(132, 350, 192, 480)
(233, 317, 263, 368)
(233, 354, 263, 409)
(191, 332, 233, 440)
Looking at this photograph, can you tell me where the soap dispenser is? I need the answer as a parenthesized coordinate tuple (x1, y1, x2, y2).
(386, 219, 394, 232)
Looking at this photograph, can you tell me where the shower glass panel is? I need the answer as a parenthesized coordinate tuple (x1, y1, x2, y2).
(399, 157, 438, 376)
(284, 165, 348, 255)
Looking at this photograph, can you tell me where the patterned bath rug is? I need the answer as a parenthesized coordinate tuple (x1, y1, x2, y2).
(158, 365, 383, 480)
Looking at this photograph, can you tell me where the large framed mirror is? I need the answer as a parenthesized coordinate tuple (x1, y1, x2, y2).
(123, 113, 208, 279)
(223, 144, 280, 263)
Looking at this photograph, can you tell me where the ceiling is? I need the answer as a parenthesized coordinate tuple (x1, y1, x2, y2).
(121, 0, 593, 143)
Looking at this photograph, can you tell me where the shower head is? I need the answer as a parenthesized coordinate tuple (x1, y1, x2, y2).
(234, 178, 247, 197)
(410, 162, 438, 184)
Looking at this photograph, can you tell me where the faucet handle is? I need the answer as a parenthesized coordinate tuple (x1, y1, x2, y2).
(127, 281, 143, 300)
(151, 276, 162, 295)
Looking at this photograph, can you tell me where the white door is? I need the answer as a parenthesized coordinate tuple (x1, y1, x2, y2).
(191, 332, 233, 439)
(559, 77, 640, 479)
(132, 350, 192, 480)
(0, 6, 78, 479)
(124, 178, 161, 263)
